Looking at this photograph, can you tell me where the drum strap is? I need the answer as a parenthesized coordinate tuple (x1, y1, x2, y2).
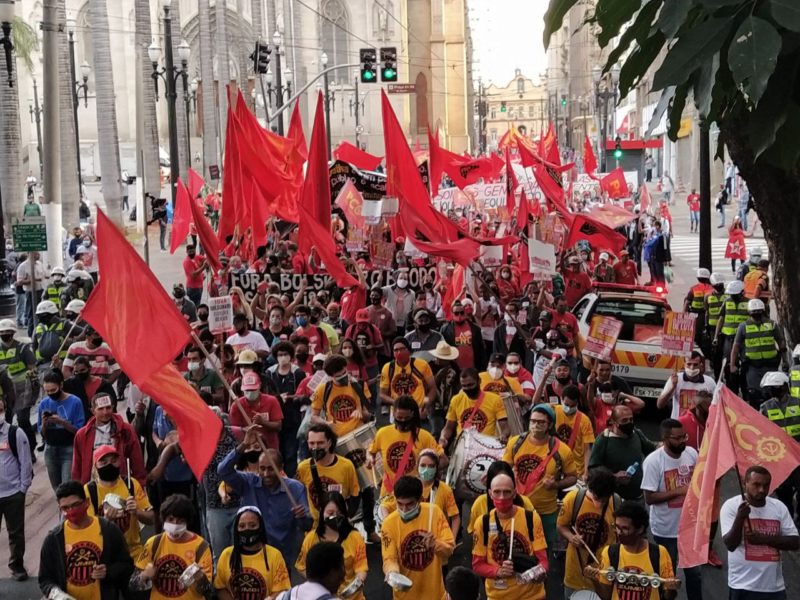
(309, 459, 327, 511)
(463, 393, 487, 431)
(519, 437, 561, 496)
(566, 411, 583, 450)
(384, 435, 416, 494)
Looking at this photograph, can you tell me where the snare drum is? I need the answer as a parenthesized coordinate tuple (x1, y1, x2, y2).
(446, 429, 505, 501)
(569, 592, 601, 600)
(336, 423, 383, 488)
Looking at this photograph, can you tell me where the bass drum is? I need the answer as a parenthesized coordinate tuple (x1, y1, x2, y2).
(336, 423, 383, 489)
(569, 592, 601, 600)
(446, 429, 505, 501)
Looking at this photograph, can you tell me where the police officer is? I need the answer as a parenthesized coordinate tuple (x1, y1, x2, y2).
(713, 280, 749, 394)
(704, 273, 726, 376)
(59, 270, 88, 308)
(0, 319, 35, 459)
(683, 268, 712, 350)
(730, 299, 787, 406)
(789, 345, 800, 400)
(44, 267, 66, 311)
(63, 299, 86, 325)
(32, 301, 80, 369)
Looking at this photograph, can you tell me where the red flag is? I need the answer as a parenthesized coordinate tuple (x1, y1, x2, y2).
(333, 141, 383, 171)
(531, 162, 574, 226)
(505, 149, 517, 213)
(218, 102, 241, 244)
(600, 167, 628, 199)
(583, 135, 598, 177)
(516, 189, 530, 233)
(427, 128, 444, 197)
(170, 180, 191, 254)
(179, 179, 221, 272)
(188, 167, 206, 200)
(517, 138, 574, 173)
(587, 204, 637, 229)
(498, 125, 525, 150)
(639, 183, 652, 213)
(678, 385, 800, 568)
(539, 122, 561, 166)
(564, 213, 627, 254)
(725, 227, 747, 261)
(441, 152, 497, 190)
(288, 101, 308, 161)
(440, 264, 465, 320)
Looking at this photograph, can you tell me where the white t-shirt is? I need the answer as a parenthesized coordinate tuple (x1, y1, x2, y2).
(720, 495, 798, 592)
(641, 446, 698, 538)
(225, 330, 269, 354)
(660, 374, 715, 419)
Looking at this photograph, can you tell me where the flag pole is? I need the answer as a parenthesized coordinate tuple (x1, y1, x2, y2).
(190, 331, 301, 508)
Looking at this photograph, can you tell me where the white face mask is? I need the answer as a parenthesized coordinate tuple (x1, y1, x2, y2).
(506, 364, 520, 374)
(163, 522, 187, 539)
(396, 279, 408, 289)
(245, 390, 261, 402)
(488, 366, 503, 380)
(187, 361, 201, 372)
(562, 404, 577, 415)
(600, 393, 615, 405)
(269, 316, 282, 326)
(277, 356, 291, 366)
(684, 367, 700, 378)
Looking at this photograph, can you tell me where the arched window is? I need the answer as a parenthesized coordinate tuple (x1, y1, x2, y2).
(320, 0, 349, 69)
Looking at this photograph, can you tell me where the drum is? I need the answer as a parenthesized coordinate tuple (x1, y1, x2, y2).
(502, 394, 524, 436)
(336, 423, 383, 488)
(446, 429, 505, 501)
(569, 591, 601, 600)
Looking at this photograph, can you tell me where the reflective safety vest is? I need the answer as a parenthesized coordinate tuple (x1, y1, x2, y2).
(790, 366, 800, 400)
(45, 284, 63, 308)
(743, 270, 767, 299)
(706, 293, 724, 328)
(0, 344, 29, 380)
(34, 320, 68, 361)
(762, 399, 800, 439)
(742, 319, 778, 361)
(689, 283, 711, 312)
(720, 298, 749, 336)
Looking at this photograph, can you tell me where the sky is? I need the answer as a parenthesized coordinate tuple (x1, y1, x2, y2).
(469, 0, 548, 85)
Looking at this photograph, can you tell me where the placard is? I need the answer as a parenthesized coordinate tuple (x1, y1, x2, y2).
(207, 295, 233, 334)
(528, 239, 557, 275)
(480, 244, 503, 267)
(661, 311, 697, 357)
(582, 315, 623, 362)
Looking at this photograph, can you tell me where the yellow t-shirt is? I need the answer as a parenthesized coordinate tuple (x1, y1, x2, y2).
(471, 507, 547, 600)
(136, 533, 213, 600)
(381, 502, 454, 600)
(64, 516, 103, 600)
(369, 425, 442, 496)
(86, 478, 151, 558)
(296, 456, 361, 522)
(311, 381, 371, 437)
(380, 359, 433, 408)
(557, 488, 617, 591)
(446, 391, 507, 437)
(502, 435, 577, 515)
(597, 543, 674, 600)
(468, 493, 535, 534)
(480, 372, 524, 397)
(213, 544, 289, 598)
(553, 406, 595, 474)
(296, 530, 368, 600)
(381, 481, 459, 521)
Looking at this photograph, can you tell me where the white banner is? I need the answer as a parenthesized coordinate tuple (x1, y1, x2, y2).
(528, 238, 557, 274)
(207, 295, 233, 334)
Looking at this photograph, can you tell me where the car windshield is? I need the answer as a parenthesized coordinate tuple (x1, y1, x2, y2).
(591, 299, 666, 342)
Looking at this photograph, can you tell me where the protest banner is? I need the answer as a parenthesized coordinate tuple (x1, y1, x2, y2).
(480, 244, 503, 267)
(371, 241, 396, 269)
(528, 238, 557, 275)
(661, 311, 697, 357)
(207, 295, 233, 334)
(582, 315, 623, 362)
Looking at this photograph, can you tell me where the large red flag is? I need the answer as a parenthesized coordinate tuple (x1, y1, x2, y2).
(678, 385, 800, 568)
(639, 183, 652, 213)
(564, 213, 627, 254)
(178, 179, 221, 272)
(170, 180, 191, 254)
(188, 167, 206, 200)
(516, 189, 530, 233)
(218, 102, 241, 244)
(539, 122, 561, 166)
(333, 141, 383, 171)
(505, 149, 517, 213)
(600, 167, 628, 199)
(587, 204, 637, 229)
(288, 101, 308, 161)
(82, 210, 220, 479)
(427, 128, 444, 197)
(583, 135, 598, 177)
(531, 162, 574, 226)
(440, 264, 465, 320)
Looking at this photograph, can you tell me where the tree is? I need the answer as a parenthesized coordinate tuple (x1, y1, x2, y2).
(216, 0, 231, 145)
(0, 17, 38, 223)
(168, 0, 190, 183)
(544, 0, 800, 343)
(198, 0, 219, 179)
(136, 0, 161, 199)
(57, 0, 80, 227)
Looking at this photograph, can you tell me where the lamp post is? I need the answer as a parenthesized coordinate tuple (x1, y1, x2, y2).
(66, 18, 90, 197)
(266, 30, 292, 135)
(184, 74, 197, 167)
(29, 78, 44, 177)
(592, 63, 620, 173)
(0, 0, 14, 87)
(0, 0, 17, 316)
(349, 68, 365, 147)
(149, 0, 190, 206)
(319, 52, 334, 158)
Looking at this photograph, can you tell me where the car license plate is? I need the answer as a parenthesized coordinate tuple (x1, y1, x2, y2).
(634, 386, 660, 398)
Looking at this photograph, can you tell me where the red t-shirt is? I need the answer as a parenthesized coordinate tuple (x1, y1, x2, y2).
(563, 270, 593, 307)
(340, 286, 366, 325)
(452, 321, 475, 370)
(591, 397, 615, 434)
(229, 395, 284, 449)
(291, 253, 307, 274)
(677, 409, 705, 451)
(295, 325, 329, 355)
(183, 256, 204, 289)
(549, 310, 579, 342)
(613, 261, 639, 285)
(687, 194, 700, 212)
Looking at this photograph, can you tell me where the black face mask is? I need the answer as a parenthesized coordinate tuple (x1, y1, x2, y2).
(416, 322, 431, 332)
(310, 448, 327, 462)
(555, 376, 571, 385)
(670, 442, 687, 455)
(173, 291, 186, 300)
(198, 312, 209, 322)
(38, 314, 53, 325)
(239, 530, 261, 547)
(334, 374, 349, 386)
(324, 515, 346, 532)
(462, 386, 481, 399)
(371, 297, 381, 306)
(0, 334, 14, 344)
(97, 463, 120, 481)
(244, 450, 261, 464)
(395, 419, 415, 432)
(76, 371, 90, 381)
(618, 422, 635, 436)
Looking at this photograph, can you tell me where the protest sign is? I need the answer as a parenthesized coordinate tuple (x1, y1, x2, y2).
(207, 295, 233, 334)
(528, 238, 557, 275)
(661, 311, 697, 357)
(582, 315, 623, 362)
(480, 244, 503, 267)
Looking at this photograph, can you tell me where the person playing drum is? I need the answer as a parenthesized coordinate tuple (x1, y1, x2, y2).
(379, 337, 437, 419)
(468, 461, 536, 536)
(439, 368, 510, 450)
(310, 355, 372, 437)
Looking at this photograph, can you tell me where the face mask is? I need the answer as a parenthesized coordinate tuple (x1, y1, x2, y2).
(394, 349, 410, 364)
(670, 442, 687, 454)
(462, 386, 481, 399)
(0, 334, 14, 344)
(64, 502, 89, 525)
(398, 503, 420, 522)
(395, 419, 414, 432)
(506, 364, 520, 375)
(493, 497, 514, 513)
(488, 367, 503, 380)
(173, 291, 185, 300)
(310, 448, 328, 462)
(601, 393, 615, 405)
(556, 376, 571, 385)
(562, 404, 577, 415)
(82, 240, 91, 247)
(38, 314, 53, 324)
(48, 389, 61, 401)
(197, 312, 209, 322)
(684, 367, 700, 378)
(277, 355, 291, 366)
(334, 374, 349, 386)
(418, 466, 437, 482)
(618, 422, 635, 436)
(416, 321, 430, 332)
(296, 316, 308, 327)
(324, 515, 346, 532)
(188, 361, 201, 372)
(97, 463, 120, 481)
(244, 450, 261, 464)
(270, 316, 282, 326)
(396, 279, 408, 289)
(342, 348, 353, 358)
(371, 297, 382, 306)
(163, 522, 187, 540)
(239, 530, 262, 546)
(245, 391, 261, 402)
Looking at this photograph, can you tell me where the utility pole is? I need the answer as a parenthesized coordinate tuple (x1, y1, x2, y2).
(42, 0, 63, 268)
(353, 71, 360, 146)
(29, 78, 44, 177)
(699, 120, 712, 271)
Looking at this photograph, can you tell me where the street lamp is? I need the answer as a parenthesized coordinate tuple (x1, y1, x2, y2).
(29, 78, 43, 177)
(264, 30, 291, 135)
(150, 0, 190, 206)
(320, 52, 335, 157)
(67, 18, 91, 196)
(349, 69, 366, 147)
(0, 0, 14, 87)
(593, 63, 620, 172)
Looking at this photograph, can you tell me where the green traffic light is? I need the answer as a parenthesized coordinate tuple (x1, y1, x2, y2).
(613, 149, 623, 159)
(364, 71, 374, 81)
(383, 68, 395, 79)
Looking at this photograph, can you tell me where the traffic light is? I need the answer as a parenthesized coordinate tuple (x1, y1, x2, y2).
(613, 136, 623, 160)
(500, 101, 507, 112)
(250, 40, 271, 74)
(360, 48, 377, 83)
(561, 94, 567, 107)
(380, 46, 398, 82)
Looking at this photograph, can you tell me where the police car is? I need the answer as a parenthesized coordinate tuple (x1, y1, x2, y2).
(572, 283, 683, 400)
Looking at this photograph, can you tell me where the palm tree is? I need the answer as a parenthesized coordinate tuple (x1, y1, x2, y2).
(216, 0, 230, 144)
(135, 0, 161, 198)
(197, 0, 218, 180)
(0, 17, 38, 224)
(168, 0, 190, 182)
(57, 0, 80, 227)
(88, 0, 123, 225)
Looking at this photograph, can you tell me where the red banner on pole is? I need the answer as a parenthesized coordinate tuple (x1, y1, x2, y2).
(661, 311, 697, 357)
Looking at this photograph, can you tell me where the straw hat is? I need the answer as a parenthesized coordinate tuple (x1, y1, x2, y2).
(429, 340, 459, 361)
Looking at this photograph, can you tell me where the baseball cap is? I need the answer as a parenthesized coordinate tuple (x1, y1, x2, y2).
(93, 444, 119, 465)
(599, 252, 609, 261)
(355, 308, 370, 323)
(312, 353, 326, 364)
(236, 349, 259, 365)
(241, 371, 261, 391)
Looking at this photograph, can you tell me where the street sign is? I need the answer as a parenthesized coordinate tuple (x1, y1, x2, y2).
(209, 165, 220, 180)
(12, 217, 48, 252)
(387, 83, 417, 94)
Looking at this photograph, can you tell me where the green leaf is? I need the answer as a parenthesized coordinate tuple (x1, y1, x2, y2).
(645, 87, 675, 137)
(618, 32, 666, 99)
(544, 0, 581, 49)
(605, 0, 662, 69)
(651, 18, 734, 91)
(728, 16, 782, 105)
(596, 0, 643, 48)
(655, 0, 693, 39)
(693, 53, 719, 118)
(746, 54, 797, 159)
(667, 82, 690, 140)
(770, 0, 800, 32)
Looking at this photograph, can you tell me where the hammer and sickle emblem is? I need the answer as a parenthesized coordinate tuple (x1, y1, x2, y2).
(756, 437, 786, 462)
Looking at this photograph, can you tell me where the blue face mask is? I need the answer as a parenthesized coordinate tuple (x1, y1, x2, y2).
(296, 316, 308, 327)
(418, 466, 437, 482)
(398, 503, 421, 522)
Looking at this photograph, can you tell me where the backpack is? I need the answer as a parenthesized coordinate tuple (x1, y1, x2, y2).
(387, 358, 427, 391)
(607, 542, 663, 599)
(6, 425, 19, 462)
(87, 478, 136, 515)
(570, 487, 621, 527)
(321, 379, 371, 415)
(482, 507, 535, 547)
(510, 433, 563, 479)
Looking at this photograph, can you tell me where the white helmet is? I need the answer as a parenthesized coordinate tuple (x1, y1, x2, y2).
(51, 267, 65, 277)
(760, 371, 789, 388)
(0, 319, 16, 333)
(725, 280, 744, 295)
(747, 298, 766, 313)
(35, 300, 59, 315)
(65, 299, 85, 314)
(793, 344, 800, 359)
(696, 268, 711, 279)
(709, 273, 725, 286)
(66, 270, 81, 283)
(751, 247, 763, 261)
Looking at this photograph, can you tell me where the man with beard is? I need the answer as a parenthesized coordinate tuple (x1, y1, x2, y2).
(405, 307, 443, 353)
(656, 351, 714, 419)
(441, 300, 486, 372)
(642, 419, 702, 600)
(380, 337, 436, 419)
(439, 369, 509, 447)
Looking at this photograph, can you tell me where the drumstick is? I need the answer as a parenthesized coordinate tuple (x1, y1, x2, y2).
(571, 526, 600, 564)
(371, 464, 378, 489)
(427, 488, 437, 532)
(508, 514, 515, 558)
